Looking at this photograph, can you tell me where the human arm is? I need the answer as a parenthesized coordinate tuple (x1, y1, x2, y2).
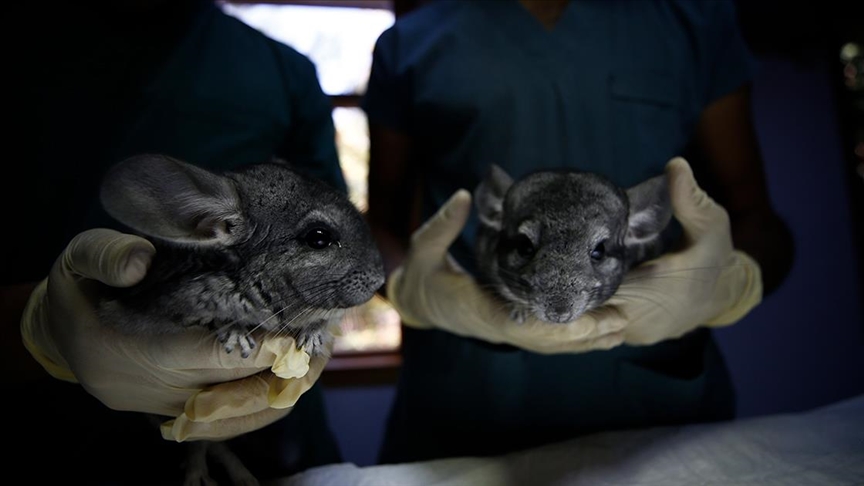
(1, 283, 44, 383)
(366, 124, 421, 276)
(688, 84, 794, 294)
(363, 24, 423, 276)
(681, 0, 793, 294)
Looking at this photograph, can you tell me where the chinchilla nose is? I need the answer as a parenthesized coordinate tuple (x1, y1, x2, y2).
(542, 297, 574, 323)
(338, 268, 385, 307)
(542, 291, 591, 323)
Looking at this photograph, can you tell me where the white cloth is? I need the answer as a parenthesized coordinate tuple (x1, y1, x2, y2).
(281, 395, 864, 486)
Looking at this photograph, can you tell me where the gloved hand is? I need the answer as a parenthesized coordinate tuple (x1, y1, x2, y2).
(386, 157, 762, 354)
(20, 229, 328, 442)
(611, 157, 762, 345)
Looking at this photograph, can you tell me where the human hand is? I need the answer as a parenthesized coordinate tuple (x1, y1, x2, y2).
(608, 157, 763, 345)
(20, 229, 328, 441)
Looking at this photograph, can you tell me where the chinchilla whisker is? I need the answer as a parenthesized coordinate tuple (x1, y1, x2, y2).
(629, 263, 751, 276)
(499, 276, 530, 291)
(248, 302, 307, 334)
(624, 275, 714, 284)
(252, 223, 273, 247)
(336, 306, 358, 323)
(253, 297, 335, 337)
(470, 286, 529, 307)
(612, 289, 677, 318)
(476, 282, 506, 293)
(264, 281, 339, 306)
(274, 307, 319, 338)
(588, 287, 610, 300)
(256, 273, 359, 307)
(291, 306, 331, 326)
(494, 266, 523, 278)
(450, 278, 499, 293)
(262, 287, 340, 313)
(207, 298, 310, 337)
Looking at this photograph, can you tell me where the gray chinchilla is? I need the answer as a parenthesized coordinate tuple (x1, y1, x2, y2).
(474, 163, 672, 324)
(97, 153, 385, 356)
(96, 153, 385, 485)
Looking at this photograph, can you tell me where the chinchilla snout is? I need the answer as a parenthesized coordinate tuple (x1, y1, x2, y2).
(337, 265, 385, 307)
(538, 292, 590, 323)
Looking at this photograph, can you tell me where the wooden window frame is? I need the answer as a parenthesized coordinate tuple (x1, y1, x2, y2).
(226, 0, 394, 10)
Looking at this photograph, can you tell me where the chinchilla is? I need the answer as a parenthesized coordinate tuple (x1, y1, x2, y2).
(474, 163, 672, 324)
(96, 153, 385, 486)
(98, 153, 385, 357)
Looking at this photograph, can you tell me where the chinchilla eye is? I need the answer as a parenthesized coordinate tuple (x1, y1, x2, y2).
(304, 228, 335, 250)
(513, 234, 535, 259)
(590, 240, 607, 261)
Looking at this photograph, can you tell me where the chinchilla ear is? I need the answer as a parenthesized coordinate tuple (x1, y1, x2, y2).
(474, 164, 513, 230)
(625, 174, 672, 249)
(100, 154, 245, 246)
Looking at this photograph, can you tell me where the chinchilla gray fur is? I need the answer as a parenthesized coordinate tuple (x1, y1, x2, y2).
(98, 154, 385, 357)
(474, 164, 672, 324)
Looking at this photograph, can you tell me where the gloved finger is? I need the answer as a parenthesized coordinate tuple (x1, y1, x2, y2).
(184, 343, 325, 421)
(145, 331, 308, 381)
(527, 329, 625, 355)
(589, 331, 626, 350)
(408, 189, 472, 262)
(161, 405, 292, 442)
(589, 305, 630, 335)
(45, 230, 156, 346)
(528, 304, 628, 354)
(184, 373, 272, 423)
(665, 157, 730, 240)
(703, 250, 763, 326)
(501, 307, 622, 354)
(59, 228, 156, 287)
(269, 352, 328, 408)
(385, 265, 422, 328)
(392, 266, 507, 331)
(79, 336, 312, 418)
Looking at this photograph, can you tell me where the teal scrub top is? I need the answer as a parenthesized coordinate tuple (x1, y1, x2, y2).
(13, 1, 343, 482)
(364, 0, 754, 463)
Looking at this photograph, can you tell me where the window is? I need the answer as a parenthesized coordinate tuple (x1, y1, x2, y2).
(220, 2, 394, 96)
(220, 1, 402, 357)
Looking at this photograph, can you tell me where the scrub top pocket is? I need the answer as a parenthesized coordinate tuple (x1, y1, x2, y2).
(608, 70, 690, 186)
(615, 329, 736, 425)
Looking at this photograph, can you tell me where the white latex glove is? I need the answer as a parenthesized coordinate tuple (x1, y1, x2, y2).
(386, 157, 762, 354)
(611, 157, 763, 345)
(21, 229, 329, 442)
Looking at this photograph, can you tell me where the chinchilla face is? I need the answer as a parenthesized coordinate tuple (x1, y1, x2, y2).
(99, 154, 384, 355)
(226, 163, 384, 315)
(474, 164, 670, 324)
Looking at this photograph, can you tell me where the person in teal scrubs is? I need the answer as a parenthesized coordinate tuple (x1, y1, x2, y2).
(363, 0, 794, 463)
(8, 0, 342, 482)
